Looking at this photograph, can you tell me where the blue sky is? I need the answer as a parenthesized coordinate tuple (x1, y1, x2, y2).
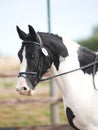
(0, 0, 98, 56)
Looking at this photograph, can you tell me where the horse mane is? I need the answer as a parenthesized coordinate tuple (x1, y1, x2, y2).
(38, 32, 68, 70)
(37, 32, 62, 41)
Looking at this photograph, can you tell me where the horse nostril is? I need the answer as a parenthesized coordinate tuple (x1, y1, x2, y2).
(21, 87, 27, 91)
(16, 88, 19, 91)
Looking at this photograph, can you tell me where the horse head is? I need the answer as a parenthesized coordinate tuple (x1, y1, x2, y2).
(16, 25, 52, 95)
(16, 25, 68, 96)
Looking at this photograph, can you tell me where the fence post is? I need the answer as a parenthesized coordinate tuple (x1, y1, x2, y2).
(50, 67, 59, 124)
(47, 0, 59, 124)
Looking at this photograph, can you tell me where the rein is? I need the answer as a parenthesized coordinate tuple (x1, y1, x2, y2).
(40, 60, 98, 81)
(40, 54, 98, 90)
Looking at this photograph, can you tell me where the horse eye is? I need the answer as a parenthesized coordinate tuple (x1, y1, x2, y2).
(32, 55, 34, 58)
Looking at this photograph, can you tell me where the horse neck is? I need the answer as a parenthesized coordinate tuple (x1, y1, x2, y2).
(49, 39, 80, 96)
(51, 39, 96, 98)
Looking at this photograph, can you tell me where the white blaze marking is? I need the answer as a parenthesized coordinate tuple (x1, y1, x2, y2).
(16, 46, 29, 94)
(20, 46, 27, 76)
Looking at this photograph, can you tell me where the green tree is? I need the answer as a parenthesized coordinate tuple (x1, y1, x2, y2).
(78, 26, 98, 52)
(93, 26, 98, 37)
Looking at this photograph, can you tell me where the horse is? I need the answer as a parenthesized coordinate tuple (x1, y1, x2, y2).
(16, 25, 98, 130)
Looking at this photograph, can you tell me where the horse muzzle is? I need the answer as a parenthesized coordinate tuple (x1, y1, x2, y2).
(16, 77, 35, 96)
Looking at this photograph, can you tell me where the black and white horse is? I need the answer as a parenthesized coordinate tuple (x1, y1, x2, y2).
(16, 25, 98, 130)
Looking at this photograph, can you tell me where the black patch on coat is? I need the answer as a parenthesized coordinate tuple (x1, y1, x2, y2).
(78, 46, 98, 74)
(66, 107, 79, 130)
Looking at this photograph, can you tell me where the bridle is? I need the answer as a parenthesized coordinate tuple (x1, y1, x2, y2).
(18, 34, 44, 83)
(18, 34, 98, 89)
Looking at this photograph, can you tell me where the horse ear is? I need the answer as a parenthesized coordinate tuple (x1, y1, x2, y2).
(16, 26, 27, 40)
(28, 25, 36, 38)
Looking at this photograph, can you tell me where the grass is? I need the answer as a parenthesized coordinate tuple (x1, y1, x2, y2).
(0, 103, 51, 127)
(0, 57, 68, 127)
(0, 79, 68, 127)
(0, 78, 16, 88)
